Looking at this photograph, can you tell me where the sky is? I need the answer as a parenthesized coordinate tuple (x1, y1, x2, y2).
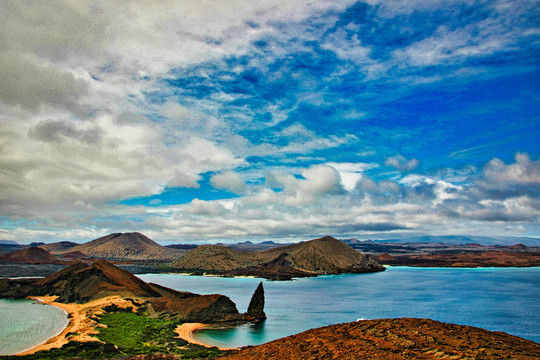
(0, 0, 539, 244)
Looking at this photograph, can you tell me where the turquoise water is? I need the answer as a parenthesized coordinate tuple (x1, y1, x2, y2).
(138, 267, 540, 348)
(0, 299, 69, 355)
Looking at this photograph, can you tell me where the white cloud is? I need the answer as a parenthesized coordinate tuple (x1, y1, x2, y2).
(326, 162, 379, 191)
(481, 153, 540, 188)
(210, 171, 247, 194)
(385, 154, 419, 171)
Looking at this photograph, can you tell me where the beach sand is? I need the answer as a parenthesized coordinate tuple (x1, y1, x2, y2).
(175, 323, 237, 351)
(19, 295, 133, 355)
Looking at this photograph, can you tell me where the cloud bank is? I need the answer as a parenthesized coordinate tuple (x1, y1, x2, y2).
(0, 0, 538, 242)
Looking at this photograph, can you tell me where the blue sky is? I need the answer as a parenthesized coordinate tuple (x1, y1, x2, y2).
(0, 0, 539, 243)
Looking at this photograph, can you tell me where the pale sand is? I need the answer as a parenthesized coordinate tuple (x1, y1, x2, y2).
(19, 295, 134, 355)
(175, 323, 238, 351)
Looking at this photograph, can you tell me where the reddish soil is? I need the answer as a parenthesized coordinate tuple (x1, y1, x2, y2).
(0, 247, 67, 264)
(217, 318, 540, 360)
(379, 251, 540, 267)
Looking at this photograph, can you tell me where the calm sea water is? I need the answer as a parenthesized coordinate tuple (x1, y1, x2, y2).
(0, 299, 69, 355)
(138, 267, 540, 348)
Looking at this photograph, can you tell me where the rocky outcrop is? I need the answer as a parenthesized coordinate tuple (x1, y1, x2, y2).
(217, 318, 540, 360)
(246, 282, 266, 320)
(152, 294, 242, 323)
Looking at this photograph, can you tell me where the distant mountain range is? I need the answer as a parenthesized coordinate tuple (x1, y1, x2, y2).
(349, 235, 540, 247)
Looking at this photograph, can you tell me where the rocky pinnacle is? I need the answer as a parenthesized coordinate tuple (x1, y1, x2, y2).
(246, 282, 266, 320)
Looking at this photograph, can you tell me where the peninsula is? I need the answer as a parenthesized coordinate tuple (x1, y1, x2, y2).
(0, 260, 265, 358)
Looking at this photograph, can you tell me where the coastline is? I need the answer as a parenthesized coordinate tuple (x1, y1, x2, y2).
(175, 323, 238, 351)
(17, 295, 134, 356)
(17, 297, 76, 355)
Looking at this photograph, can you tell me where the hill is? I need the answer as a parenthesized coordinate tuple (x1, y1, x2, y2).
(63, 232, 184, 260)
(218, 318, 540, 360)
(0, 260, 265, 324)
(172, 236, 384, 279)
(39, 241, 79, 253)
(0, 247, 66, 264)
(34, 260, 162, 302)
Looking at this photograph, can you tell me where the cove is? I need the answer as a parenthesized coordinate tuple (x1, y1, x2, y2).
(0, 299, 69, 355)
(138, 266, 540, 348)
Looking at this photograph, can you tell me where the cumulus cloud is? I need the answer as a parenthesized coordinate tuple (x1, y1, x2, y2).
(28, 119, 102, 144)
(0, 0, 538, 242)
(210, 171, 247, 194)
(475, 153, 540, 199)
(385, 154, 419, 171)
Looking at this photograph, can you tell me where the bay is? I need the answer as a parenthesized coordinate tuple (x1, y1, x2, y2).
(138, 267, 540, 348)
(0, 299, 69, 355)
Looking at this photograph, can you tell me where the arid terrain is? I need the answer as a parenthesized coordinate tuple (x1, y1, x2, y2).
(172, 236, 385, 279)
(217, 318, 540, 360)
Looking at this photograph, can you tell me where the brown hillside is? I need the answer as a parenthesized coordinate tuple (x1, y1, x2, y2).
(39, 241, 78, 254)
(218, 318, 540, 360)
(372, 253, 397, 262)
(152, 293, 241, 323)
(172, 236, 384, 276)
(65, 232, 184, 260)
(261, 236, 384, 273)
(171, 245, 261, 271)
(34, 260, 162, 302)
(0, 247, 67, 264)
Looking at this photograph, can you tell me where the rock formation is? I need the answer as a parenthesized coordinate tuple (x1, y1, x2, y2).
(246, 282, 266, 320)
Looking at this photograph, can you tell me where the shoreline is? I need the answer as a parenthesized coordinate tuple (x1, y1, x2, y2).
(11, 301, 69, 356)
(17, 297, 78, 355)
(175, 323, 238, 351)
(17, 295, 134, 356)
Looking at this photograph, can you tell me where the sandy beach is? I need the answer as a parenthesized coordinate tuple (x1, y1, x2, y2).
(175, 323, 237, 351)
(18, 295, 133, 355)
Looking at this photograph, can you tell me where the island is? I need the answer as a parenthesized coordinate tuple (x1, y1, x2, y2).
(171, 235, 385, 280)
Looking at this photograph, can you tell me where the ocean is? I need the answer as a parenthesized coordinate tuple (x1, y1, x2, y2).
(0, 298, 69, 355)
(1, 267, 538, 354)
(138, 267, 540, 348)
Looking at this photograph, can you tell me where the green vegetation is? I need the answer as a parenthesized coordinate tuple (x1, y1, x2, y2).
(96, 312, 185, 354)
(0, 341, 120, 360)
(1, 306, 226, 360)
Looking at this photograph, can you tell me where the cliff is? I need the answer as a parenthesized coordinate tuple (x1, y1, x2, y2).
(217, 318, 540, 360)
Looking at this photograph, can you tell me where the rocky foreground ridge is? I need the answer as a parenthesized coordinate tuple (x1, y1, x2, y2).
(217, 318, 540, 360)
(172, 236, 384, 279)
(0, 260, 265, 323)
